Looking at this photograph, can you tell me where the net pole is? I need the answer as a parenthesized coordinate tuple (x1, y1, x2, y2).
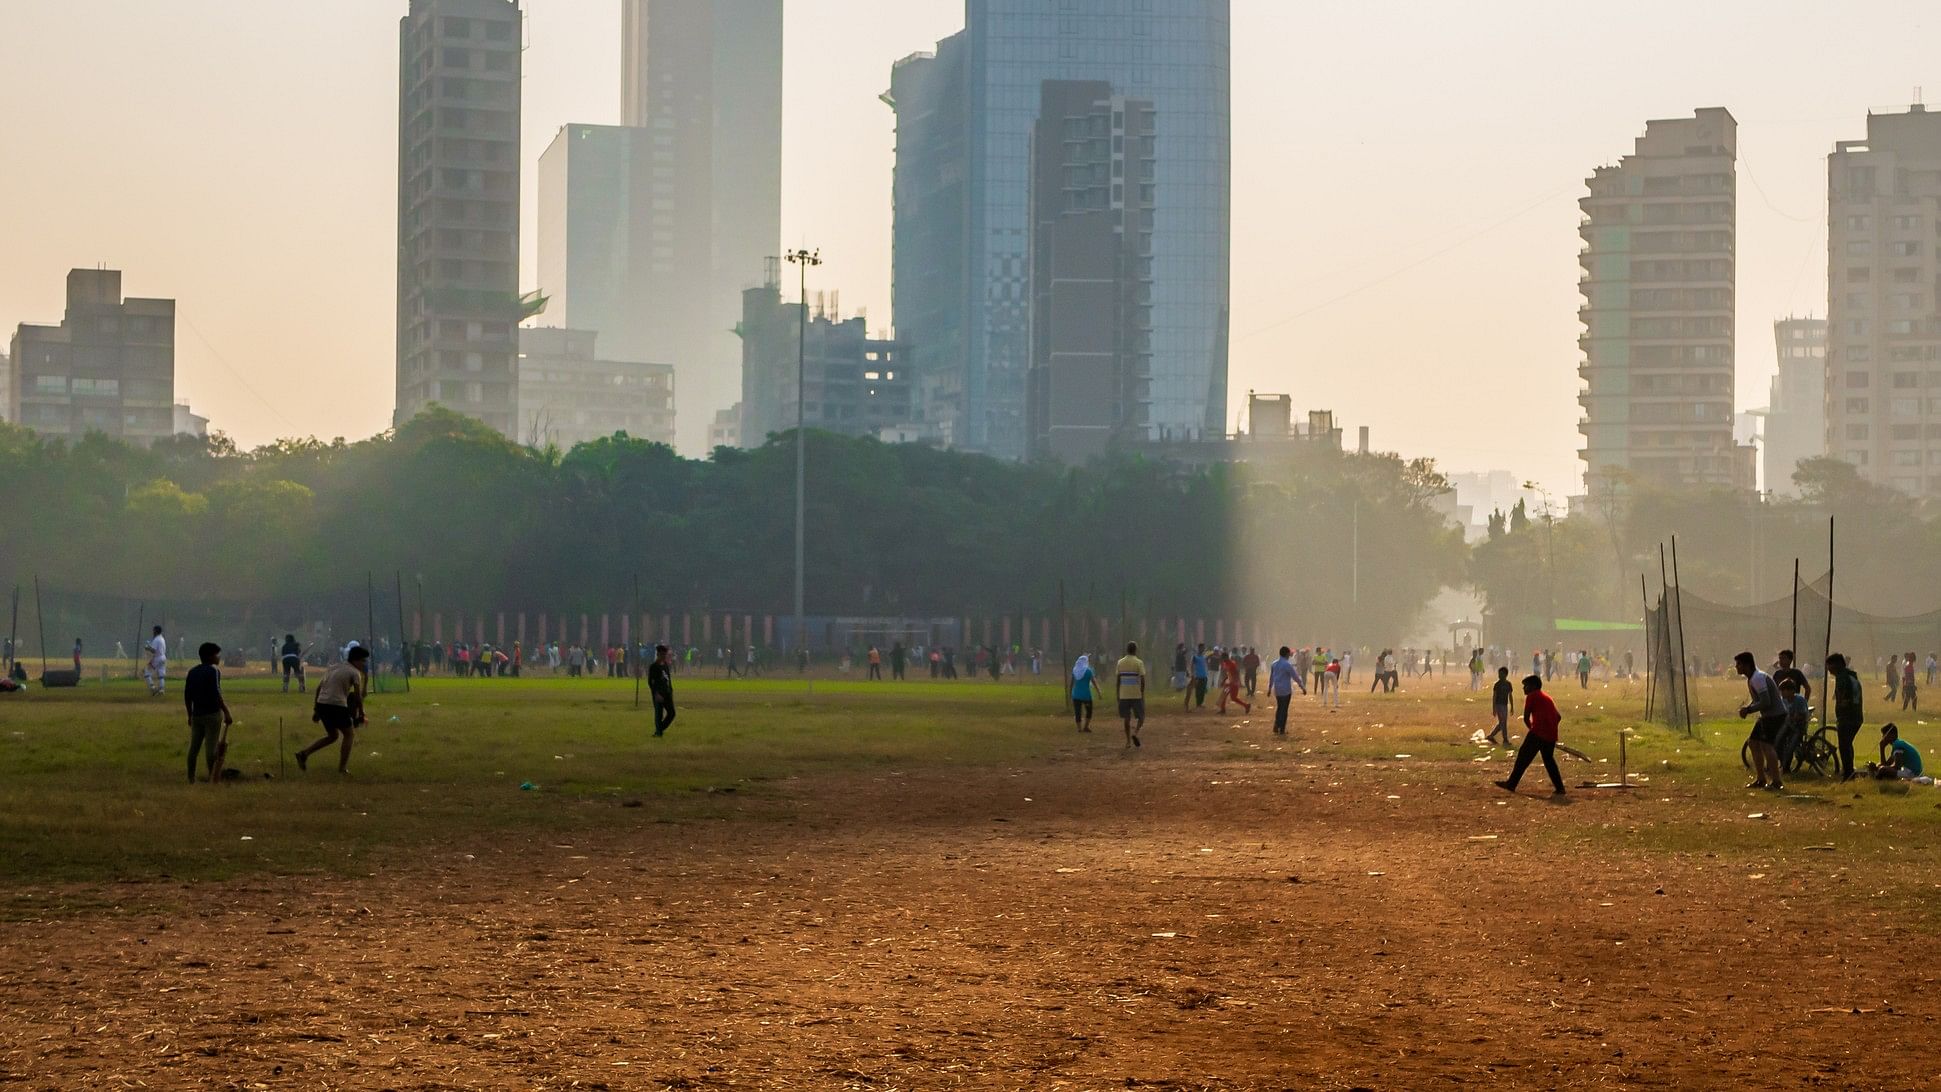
(6, 584, 19, 675)
(1659, 544, 1674, 731)
(1791, 558, 1800, 660)
(1670, 535, 1694, 739)
(132, 601, 143, 682)
(34, 574, 48, 676)
(367, 571, 379, 693)
(394, 571, 411, 693)
(1641, 573, 1655, 722)
(633, 573, 643, 711)
(1822, 516, 1835, 736)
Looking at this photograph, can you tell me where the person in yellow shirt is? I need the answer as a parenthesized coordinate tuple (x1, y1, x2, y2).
(1115, 642, 1148, 748)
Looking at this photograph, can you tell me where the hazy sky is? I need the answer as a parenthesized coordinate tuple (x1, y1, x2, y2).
(3, 1, 1936, 494)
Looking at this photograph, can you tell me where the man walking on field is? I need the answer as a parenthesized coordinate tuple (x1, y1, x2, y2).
(143, 624, 168, 695)
(1269, 646, 1298, 735)
(1115, 642, 1148, 747)
(649, 643, 677, 737)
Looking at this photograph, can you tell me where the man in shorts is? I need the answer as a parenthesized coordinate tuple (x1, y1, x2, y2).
(296, 645, 368, 775)
(1115, 642, 1147, 747)
(1736, 650, 1786, 791)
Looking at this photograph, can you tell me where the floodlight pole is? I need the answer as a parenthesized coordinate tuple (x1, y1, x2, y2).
(785, 248, 822, 665)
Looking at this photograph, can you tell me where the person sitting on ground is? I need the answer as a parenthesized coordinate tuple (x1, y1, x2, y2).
(1872, 723, 1923, 780)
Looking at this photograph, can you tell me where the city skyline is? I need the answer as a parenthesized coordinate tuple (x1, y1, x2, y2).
(4, 0, 1938, 495)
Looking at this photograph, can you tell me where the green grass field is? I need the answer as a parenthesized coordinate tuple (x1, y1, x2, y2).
(0, 674, 1079, 892)
(4, 671, 1938, 909)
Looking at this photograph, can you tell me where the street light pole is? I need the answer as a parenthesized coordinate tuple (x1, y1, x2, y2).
(785, 248, 822, 663)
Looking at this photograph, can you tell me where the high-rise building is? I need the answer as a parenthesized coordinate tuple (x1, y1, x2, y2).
(1026, 80, 1156, 462)
(9, 269, 177, 445)
(1825, 105, 1941, 497)
(0, 351, 12, 424)
(616, 0, 783, 454)
(708, 405, 742, 451)
(739, 272, 917, 446)
(537, 125, 673, 366)
(1578, 108, 1744, 495)
(1764, 317, 1828, 496)
(890, 0, 1231, 460)
(515, 327, 674, 450)
(395, 0, 523, 437)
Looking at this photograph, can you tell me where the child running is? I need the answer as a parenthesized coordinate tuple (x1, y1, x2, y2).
(1216, 649, 1251, 714)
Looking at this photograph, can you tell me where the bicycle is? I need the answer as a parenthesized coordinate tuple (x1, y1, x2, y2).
(1740, 708, 1836, 779)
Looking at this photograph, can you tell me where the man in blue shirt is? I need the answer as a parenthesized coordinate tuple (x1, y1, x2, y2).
(1184, 644, 1210, 710)
(1268, 646, 1299, 735)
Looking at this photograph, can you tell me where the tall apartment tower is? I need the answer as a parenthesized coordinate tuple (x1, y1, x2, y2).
(1764, 317, 1828, 496)
(1578, 108, 1743, 495)
(9, 269, 176, 444)
(891, 0, 1231, 460)
(395, 0, 523, 437)
(618, 0, 783, 454)
(1825, 105, 1941, 497)
(1026, 80, 1157, 462)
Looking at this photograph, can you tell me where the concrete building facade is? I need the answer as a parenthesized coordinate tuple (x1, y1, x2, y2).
(739, 273, 916, 446)
(1026, 80, 1157, 463)
(890, 0, 1231, 460)
(1764, 317, 1828, 496)
(395, 0, 523, 437)
(616, 0, 782, 454)
(515, 327, 674, 450)
(1578, 108, 1744, 495)
(1825, 105, 1941, 497)
(9, 269, 177, 445)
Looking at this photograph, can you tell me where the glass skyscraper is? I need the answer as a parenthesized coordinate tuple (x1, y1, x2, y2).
(892, 0, 1230, 460)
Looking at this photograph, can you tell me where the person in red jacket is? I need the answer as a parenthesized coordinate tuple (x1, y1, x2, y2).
(1216, 650, 1251, 714)
(1496, 673, 1565, 795)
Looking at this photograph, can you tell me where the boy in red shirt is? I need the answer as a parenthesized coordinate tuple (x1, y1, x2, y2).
(1496, 673, 1566, 795)
(1216, 651, 1251, 714)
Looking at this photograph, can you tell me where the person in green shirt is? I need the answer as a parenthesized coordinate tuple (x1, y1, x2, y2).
(1115, 642, 1148, 747)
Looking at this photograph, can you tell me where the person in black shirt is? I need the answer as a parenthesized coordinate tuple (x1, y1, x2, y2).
(1487, 667, 1514, 747)
(280, 633, 305, 693)
(183, 642, 233, 783)
(1772, 648, 1811, 702)
(649, 643, 676, 737)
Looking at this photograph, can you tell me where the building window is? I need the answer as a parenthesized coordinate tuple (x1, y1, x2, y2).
(1846, 424, 1870, 440)
(33, 376, 67, 395)
(1846, 398, 1870, 414)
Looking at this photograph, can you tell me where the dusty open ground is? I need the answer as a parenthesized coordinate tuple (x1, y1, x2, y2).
(3, 672, 1939, 1089)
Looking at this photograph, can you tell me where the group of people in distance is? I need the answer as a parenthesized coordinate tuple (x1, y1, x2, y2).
(1739, 647, 1924, 789)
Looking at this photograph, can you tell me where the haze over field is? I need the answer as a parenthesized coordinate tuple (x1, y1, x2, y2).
(2, 0, 1937, 493)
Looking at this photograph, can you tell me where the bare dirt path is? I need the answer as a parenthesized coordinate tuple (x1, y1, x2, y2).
(3, 699, 1937, 1090)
